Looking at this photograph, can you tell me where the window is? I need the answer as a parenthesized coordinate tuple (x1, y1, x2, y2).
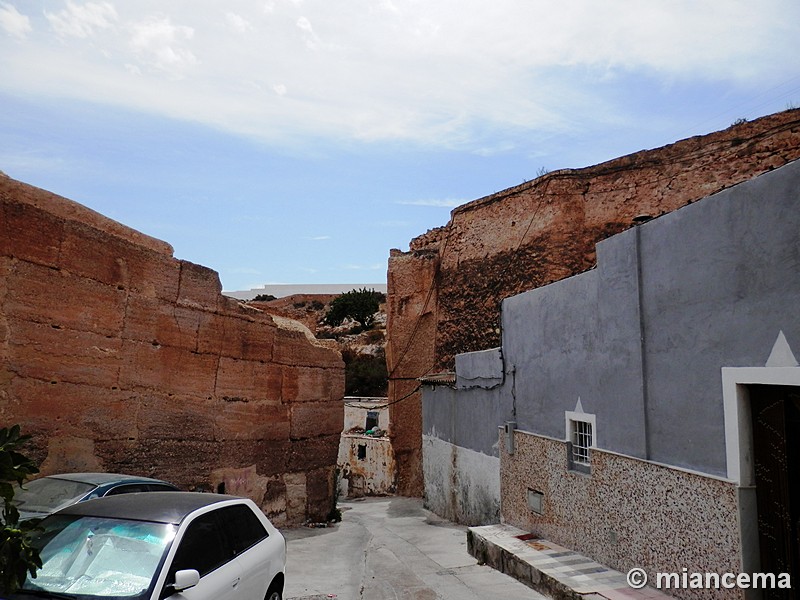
(105, 484, 149, 496)
(565, 404, 595, 474)
(170, 512, 229, 577)
(571, 420, 592, 465)
(148, 483, 179, 492)
(365, 411, 379, 431)
(217, 504, 268, 556)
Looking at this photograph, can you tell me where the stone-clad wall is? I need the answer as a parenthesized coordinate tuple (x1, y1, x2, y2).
(0, 173, 344, 526)
(386, 108, 800, 496)
(501, 431, 741, 600)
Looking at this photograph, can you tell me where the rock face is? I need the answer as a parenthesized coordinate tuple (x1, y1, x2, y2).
(386, 108, 800, 496)
(0, 174, 344, 526)
(248, 294, 338, 335)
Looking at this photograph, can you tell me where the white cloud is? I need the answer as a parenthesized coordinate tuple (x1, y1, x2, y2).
(129, 15, 197, 73)
(2, 0, 798, 149)
(225, 12, 252, 34)
(295, 16, 320, 49)
(0, 2, 31, 38)
(45, 1, 117, 38)
(306, 235, 331, 241)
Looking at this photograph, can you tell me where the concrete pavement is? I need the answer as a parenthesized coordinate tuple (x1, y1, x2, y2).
(283, 496, 544, 600)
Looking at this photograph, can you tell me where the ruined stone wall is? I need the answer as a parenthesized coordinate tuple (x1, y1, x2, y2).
(0, 174, 344, 526)
(249, 293, 339, 335)
(386, 108, 800, 495)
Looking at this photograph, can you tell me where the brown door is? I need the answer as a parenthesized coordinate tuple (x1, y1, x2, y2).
(751, 384, 800, 597)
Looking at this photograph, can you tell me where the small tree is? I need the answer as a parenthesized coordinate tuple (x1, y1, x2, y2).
(324, 288, 385, 330)
(0, 425, 42, 594)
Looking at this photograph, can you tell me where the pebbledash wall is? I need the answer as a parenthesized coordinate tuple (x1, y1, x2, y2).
(423, 159, 800, 599)
(0, 173, 344, 526)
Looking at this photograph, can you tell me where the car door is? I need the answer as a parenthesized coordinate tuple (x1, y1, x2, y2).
(163, 510, 242, 600)
(216, 504, 277, 598)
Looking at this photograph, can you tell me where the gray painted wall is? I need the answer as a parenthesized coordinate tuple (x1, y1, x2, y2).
(424, 381, 509, 458)
(423, 159, 800, 484)
(422, 349, 509, 523)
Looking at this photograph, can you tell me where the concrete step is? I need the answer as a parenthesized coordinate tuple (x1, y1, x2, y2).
(467, 524, 670, 599)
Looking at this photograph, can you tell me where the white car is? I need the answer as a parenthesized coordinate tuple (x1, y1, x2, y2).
(10, 492, 286, 600)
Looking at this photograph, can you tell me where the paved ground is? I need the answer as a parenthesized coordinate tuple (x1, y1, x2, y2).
(283, 496, 545, 600)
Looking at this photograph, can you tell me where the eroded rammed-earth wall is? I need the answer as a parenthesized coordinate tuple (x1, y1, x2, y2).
(0, 174, 344, 526)
(387, 109, 800, 495)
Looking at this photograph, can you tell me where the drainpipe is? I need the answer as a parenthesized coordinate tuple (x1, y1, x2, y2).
(634, 217, 651, 461)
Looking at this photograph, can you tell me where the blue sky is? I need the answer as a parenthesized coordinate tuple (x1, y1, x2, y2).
(2, 1, 799, 292)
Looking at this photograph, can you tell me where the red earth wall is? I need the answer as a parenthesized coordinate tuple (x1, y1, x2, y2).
(0, 174, 344, 525)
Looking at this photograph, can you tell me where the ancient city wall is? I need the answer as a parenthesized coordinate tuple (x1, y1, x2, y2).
(386, 108, 800, 495)
(0, 173, 344, 526)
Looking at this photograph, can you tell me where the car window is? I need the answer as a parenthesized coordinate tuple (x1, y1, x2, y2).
(148, 484, 178, 492)
(217, 504, 269, 555)
(105, 484, 150, 496)
(13, 478, 95, 513)
(170, 512, 230, 578)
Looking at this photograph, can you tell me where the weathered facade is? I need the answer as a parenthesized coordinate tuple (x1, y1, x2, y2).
(337, 396, 395, 498)
(422, 350, 503, 526)
(425, 159, 800, 598)
(387, 108, 800, 495)
(0, 173, 344, 526)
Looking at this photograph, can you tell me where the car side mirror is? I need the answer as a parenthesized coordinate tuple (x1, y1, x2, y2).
(173, 569, 200, 591)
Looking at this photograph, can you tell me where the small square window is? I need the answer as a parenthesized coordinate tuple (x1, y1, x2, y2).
(357, 444, 367, 460)
(365, 411, 379, 431)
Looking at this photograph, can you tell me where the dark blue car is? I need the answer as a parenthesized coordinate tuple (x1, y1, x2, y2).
(14, 472, 179, 521)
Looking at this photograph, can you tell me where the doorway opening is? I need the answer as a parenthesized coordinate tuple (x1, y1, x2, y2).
(750, 385, 800, 592)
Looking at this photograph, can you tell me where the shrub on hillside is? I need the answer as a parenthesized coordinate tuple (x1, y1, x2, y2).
(324, 288, 385, 330)
(252, 294, 277, 302)
(342, 348, 388, 397)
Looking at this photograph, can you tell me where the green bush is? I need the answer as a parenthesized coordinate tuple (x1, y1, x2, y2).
(1, 425, 42, 594)
(324, 288, 385, 330)
(343, 348, 388, 397)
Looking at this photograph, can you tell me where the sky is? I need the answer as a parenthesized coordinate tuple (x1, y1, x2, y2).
(1, 1, 799, 292)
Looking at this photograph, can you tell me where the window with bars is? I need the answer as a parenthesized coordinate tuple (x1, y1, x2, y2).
(571, 420, 592, 465)
(565, 408, 595, 474)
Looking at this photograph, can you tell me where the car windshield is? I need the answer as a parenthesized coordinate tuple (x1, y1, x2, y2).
(14, 478, 96, 514)
(21, 514, 177, 599)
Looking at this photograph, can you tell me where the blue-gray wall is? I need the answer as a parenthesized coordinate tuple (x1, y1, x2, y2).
(424, 159, 800, 486)
(422, 349, 509, 524)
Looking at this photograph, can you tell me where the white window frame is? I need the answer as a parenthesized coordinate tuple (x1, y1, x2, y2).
(565, 409, 596, 473)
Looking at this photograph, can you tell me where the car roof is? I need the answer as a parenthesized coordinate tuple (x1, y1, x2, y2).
(54, 492, 241, 525)
(44, 472, 171, 485)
